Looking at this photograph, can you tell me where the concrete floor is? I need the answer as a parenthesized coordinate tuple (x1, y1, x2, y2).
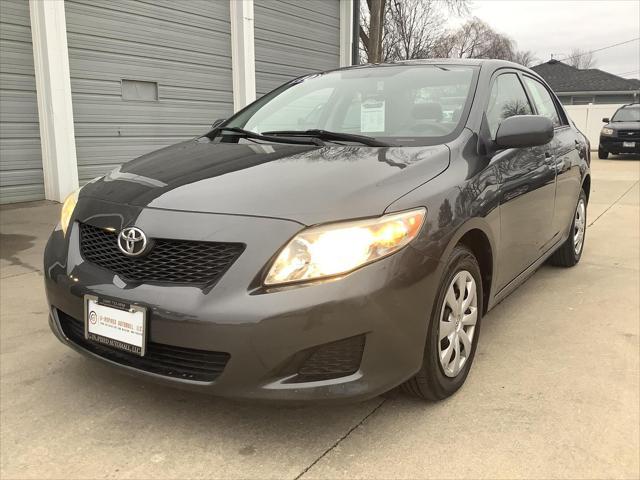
(1, 156, 638, 480)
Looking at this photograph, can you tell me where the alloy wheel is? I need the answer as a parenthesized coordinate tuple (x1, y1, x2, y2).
(438, 270, 478, 378)
(573, 198, 586, 255)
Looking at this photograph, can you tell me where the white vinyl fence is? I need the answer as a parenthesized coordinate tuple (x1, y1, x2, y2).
(564, 104, 625, 151)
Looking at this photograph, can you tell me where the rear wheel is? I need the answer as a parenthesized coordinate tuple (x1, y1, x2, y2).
(549, 190, 587, 267)
(598, 147, 608, 159)
(402, 246, 483, 401)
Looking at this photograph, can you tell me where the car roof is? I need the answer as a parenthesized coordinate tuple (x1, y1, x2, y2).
(335, 58, 538, 76)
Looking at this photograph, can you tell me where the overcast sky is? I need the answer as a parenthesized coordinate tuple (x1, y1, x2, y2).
(449, 0, 640, 78)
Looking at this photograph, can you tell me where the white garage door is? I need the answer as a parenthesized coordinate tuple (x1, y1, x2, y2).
(64, 0, 234, 183)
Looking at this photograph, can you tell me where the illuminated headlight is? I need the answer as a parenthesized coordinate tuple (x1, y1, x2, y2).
(601, 127, 615, 136)
(59, 189, 79, 236)
(264, 208, 426, 286)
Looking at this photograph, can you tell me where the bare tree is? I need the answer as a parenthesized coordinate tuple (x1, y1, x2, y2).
(512, 50, 537, 67)
(434, 17, 514, 60)
(359, 0, 387, 63)
(359, 0, 469, 63)
(565, 48, 596, 69)
(386, 0, 444, 60)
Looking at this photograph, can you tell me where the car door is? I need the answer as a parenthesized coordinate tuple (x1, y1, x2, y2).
(522, 75, 584, 241)
(486, 72, 557, 290)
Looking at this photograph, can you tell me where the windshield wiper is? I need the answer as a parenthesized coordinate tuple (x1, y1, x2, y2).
(262, 129, 391, 147)
(209, 127, 323, 146)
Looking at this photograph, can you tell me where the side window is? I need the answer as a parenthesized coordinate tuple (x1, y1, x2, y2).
(523, 77, 562, 127)
(486, 73, 533, 138)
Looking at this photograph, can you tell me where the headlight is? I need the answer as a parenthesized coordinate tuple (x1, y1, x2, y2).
(601, 127, 615, 136)
(265, 208, 426, 286)
(60, 189, 79, 236)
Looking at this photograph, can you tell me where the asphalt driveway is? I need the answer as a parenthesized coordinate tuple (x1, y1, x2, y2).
(1, 156, 638, 480)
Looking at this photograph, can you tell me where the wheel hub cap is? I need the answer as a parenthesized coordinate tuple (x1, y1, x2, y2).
(573, 198, 586, 255)
(438, 270, 478, 378)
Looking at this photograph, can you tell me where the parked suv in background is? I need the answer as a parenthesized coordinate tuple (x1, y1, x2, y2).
(599, 103, 640, 159)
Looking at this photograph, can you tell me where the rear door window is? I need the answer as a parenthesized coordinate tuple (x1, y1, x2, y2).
(486, 73, 533, 138)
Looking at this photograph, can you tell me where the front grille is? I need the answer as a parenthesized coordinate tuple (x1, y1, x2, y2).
(289, 335, 366, 383)
(617, 130, 640, 140)
(79, 223, 245, 286)
(57, 310, 230, 382)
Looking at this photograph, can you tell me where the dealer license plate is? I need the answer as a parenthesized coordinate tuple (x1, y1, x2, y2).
(623, 141, 636, 148)
(84, 295, 147, 356)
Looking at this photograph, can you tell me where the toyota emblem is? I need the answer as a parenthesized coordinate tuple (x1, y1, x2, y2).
(118, 227, 148, 256)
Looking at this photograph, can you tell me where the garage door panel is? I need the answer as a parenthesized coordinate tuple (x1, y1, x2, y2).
(69, 53, 232, 92)
(66, 33, 231, 70)
(255, 43, 340, 72)
(0, 168, 44, 187)
(254, 6, 339, 49)
(72, 99, 224, 125)
(0, 184, 45, 204)
(0, 138, 43, 170)
(0, 92, 40, 121)
(66, 0, 233, 182)
(276, 0, 341, 19)
(0, 122, 40, 140)
(66, 1, 230, 57)
(0, 24, 34, 45)
(254, 0, 340, 97)
(0, 0, 43, 204)
(0, 71, 37, 92)
(73, 123, 210, 138)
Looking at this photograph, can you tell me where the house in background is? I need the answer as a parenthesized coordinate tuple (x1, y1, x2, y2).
(532, 59, 639, 105)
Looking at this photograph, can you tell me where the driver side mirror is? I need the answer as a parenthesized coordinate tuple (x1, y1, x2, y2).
(495, 115, 553, 149)
(602, 117, 610, 123)
(211, 118, 226, 129)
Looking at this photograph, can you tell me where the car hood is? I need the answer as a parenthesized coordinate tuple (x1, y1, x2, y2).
(81, 140, 449, 225)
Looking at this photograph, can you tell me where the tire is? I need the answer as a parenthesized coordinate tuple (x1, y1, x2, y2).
(549, 189, 587, 267)
(598, 147, 608, 159)
(402, 245, 483, 401)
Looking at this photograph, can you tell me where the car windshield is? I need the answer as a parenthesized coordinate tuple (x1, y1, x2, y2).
(225, 65, 478, 146)
(612, 106, 640, 122)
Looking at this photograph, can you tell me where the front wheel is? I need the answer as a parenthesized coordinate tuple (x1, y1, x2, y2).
(402, 245, 483, 401)
(598, 147, 608, 159)
(549, 190, 587, 267)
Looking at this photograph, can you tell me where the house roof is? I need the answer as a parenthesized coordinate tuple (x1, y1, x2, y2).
(531, 60, 640, 94)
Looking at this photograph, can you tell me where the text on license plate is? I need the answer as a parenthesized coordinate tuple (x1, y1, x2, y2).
(84, 295, 146, 356)
(623, 141, 636, 148)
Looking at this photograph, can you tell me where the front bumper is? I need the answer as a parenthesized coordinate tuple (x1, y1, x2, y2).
(599, 135, 640, 154)
(44, 200, 441, 403)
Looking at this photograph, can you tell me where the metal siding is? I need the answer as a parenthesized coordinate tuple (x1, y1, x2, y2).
(0, 0, 45, 204)
(254, 0, 340, 97)
(64, 0, 233, 182)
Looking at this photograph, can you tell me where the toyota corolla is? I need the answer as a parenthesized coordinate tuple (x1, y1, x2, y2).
(44, 59, 590, 402)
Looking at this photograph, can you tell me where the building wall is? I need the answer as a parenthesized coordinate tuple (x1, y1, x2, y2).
(0, 0, 43, 204)
(558, 93, 638, 105)
(254, 0, 340, 97)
